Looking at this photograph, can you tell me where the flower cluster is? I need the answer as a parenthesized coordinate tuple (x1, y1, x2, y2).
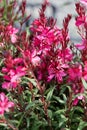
(28, 0, 87, 105)
(1, 0, 87, 129)
(0, 93, 14, 115)
(2, 56, 26, 90)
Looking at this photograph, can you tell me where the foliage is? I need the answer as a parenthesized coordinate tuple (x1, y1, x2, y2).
(0, 0, 87, 130)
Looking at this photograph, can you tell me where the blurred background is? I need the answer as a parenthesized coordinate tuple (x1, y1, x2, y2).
(19, 0, 80, 43)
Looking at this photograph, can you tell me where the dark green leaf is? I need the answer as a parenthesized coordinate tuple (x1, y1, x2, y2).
(46, 87, 55, 101)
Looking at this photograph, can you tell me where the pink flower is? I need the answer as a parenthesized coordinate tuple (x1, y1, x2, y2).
(2, 82, 11, 90)
(47, 61, 67, 83)
(2, 57, 27, 90)
(73, 95, 84, 106)
(0, 42, 4, 47)
(23, 50, 41, 67)
(75, 43, 85, 50)
(37, 61, 48, 81)
(2, 67, 26, 90)
(72, 83, 84, 105)
(58, 48, 73, 62)
(30, 9, 60, 56)
(73, 98, 79, 106)
(31, 50, 41, 67)
(31, 26, 59, 54)
(75, 16, 86, 26)
(11, 34, 18, 43)
(68, 65, 82, 81)
(75, 3, 86, 27)
(6, 25, 18, 43)
(0, 93, 14, 115)
(83, 61, 87, 80)
(80, 0, 87, 6)
(7, 25, 18, 35)
(68, 78, 84, 106)
(13, 58, 23, 65)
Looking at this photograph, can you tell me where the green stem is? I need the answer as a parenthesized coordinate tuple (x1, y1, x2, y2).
(17, 112, 25, 128)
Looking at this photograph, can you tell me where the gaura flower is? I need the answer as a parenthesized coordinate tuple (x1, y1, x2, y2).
(2, 67, 26, 90)
(83, 61, 87, 81)
(47, 61, 67, 83)
(80, 0, 87, 6)
(6, 25, 18, 43)
(0, 93, 14, 115)
(68, 65, 82, 81)
(75, 16, 86, 26)
(2, 57, 27, 90)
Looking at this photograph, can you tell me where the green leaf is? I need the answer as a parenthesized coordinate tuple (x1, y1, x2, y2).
(25, 102, 36, 110)
(0, 59, 4, 67)
(53, 96, 65, 104)
(47, 109, 52, 119)
(64, 128, 70, 130)
(0, 123, 7, 127)
(55, 109, 65, 115)
(31, 122, 42, 130)
(17, 112, 25, 128)
(27, 78, 37, 87)
(59, 114, 68, 128)
(60, 94, 67, 103)
(0, 72, 3, 76)
(22, 77, 37, 87)
(81, 78, 87, 89)
(46, 87, 55, 101)
(60, 85, 71, 94)
(25, 100, 40, 110)
(77, 120, 87, 130)
(26, 118, 30, 128)
(71, 106, 84, 114)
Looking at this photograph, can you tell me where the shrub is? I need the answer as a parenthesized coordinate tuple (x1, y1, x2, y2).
(0, 0, 87, 130)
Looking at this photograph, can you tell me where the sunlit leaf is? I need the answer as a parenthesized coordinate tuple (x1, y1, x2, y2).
(82, 78, 87, 89)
